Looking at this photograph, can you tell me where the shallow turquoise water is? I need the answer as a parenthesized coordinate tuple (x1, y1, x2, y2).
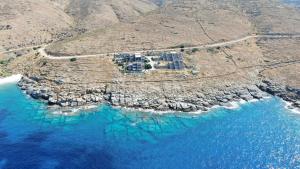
(0, 84, 300, 169)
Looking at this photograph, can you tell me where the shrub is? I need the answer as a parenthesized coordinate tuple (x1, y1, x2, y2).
(207, 48, 217, 54)
(192, 48, 199, 53)
(70, 58, 77, 62)
(180, 45, 185, 52)
(0, 60, 10, 65)
(41, 60, 47, 66)
(144, 64, 152, 70)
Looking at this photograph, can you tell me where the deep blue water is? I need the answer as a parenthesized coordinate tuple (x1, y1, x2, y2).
(1, 84, 300, 169)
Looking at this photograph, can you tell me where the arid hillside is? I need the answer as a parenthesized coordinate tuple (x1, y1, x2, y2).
(47, 0, 254, 55)
(64, 0, 158, 30)
(1, 0, 300, 111)
(0, 0, 158, 50)
(0, 0, 73, 50)
(46, 0, 300, 56)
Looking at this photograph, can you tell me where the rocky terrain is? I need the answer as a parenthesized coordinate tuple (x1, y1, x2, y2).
(1, 0, 300, 113)
(46, 0, 300, 56)
(17, 75, 270, 112)
(13, 36, 300, 112)
(0, 0, 158, 50)
(0, 0, 73, 50)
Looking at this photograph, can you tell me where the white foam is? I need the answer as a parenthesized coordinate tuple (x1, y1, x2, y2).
(50, 105, 98, 116)
(0, 74, 22, 85)
(284, 101, 300, 114)
(239, 99, 247, 104)
(290, 108, 300, 114)
(120, 106, 178, 115)
(82, 105, 98, 110)
(51, 108, 79, 116)
(118, 98, 266, 115)
(248, 99, 260, 103)
(223, 101, 240, 110)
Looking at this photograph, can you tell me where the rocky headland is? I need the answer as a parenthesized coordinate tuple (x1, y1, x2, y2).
(17, 75, 300, 113)
(9, 35, 300, 114)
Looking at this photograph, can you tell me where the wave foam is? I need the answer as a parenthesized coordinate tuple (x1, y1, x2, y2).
(284, 101, 300, 114)
(0, 74, 22, 85)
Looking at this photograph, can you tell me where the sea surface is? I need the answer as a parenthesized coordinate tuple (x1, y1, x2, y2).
(0, 84, 300, 169)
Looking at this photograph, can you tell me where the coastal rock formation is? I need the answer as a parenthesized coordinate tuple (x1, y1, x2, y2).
(1, 0, 298, 113)
(258, 79, 300, 108)
(18, 75, 273, 112)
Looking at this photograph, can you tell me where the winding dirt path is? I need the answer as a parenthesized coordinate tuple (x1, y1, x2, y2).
(1, 34, 299, 60)
(40, 34, 300, 60)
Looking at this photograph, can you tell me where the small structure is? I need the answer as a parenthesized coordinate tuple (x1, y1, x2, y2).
(126, 62, 144, 72)
(160, 52, 183, 62)
(158, 52, 185, 70)
(114, 51, 185, 73)
(114, 53, 145, 64)
(167, 60, 185, 70)
(114, 53, 146, 73)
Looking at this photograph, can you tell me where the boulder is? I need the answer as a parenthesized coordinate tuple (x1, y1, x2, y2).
(48, 97, 57, 105)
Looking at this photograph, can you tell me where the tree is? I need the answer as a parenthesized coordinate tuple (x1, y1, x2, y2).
(144, 64, 152, 70)
(180, 45, 185, 52)
(192, 48, 199, 53)
(70, 58, 77, 62)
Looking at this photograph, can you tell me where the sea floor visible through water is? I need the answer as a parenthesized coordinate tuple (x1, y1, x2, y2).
(0, 84, 300, 169)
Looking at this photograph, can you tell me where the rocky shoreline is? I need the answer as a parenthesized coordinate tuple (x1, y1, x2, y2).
(258, 80, 300, 109)
(17, 75, 300, 113)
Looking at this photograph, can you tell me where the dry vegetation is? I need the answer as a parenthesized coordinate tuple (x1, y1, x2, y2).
(0, 0, 74, 50)
(8, 39, 265, 91)
(0, 0, 299, 110)
(47, 0, 254, 55)
(0, 0, 158, 50)
(258, 37, 300, 88)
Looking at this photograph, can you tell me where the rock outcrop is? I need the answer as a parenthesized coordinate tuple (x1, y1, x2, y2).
(258, 79, 300, 108)
(18, 76, 282, 112)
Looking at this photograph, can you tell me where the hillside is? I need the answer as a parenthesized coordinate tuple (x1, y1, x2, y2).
(46, 0, 300, 56)
(0, 0, 300, 112)
(0, 0, 74, 50)
(64, 0, 158, 30)
(0, 0, 158, 51)
(46, 0, 254, 55)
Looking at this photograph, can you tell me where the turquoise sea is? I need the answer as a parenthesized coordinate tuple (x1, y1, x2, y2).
(1, 84, 300, 169)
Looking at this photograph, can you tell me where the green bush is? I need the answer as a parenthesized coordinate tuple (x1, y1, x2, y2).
(70, 58, 77, 62)
(144, 64, 152, 70)
(180, 45, 185, 52)
(207, 48, 216, 53)
(192, 48, 199, 53)
(0, 60, 9, 65)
